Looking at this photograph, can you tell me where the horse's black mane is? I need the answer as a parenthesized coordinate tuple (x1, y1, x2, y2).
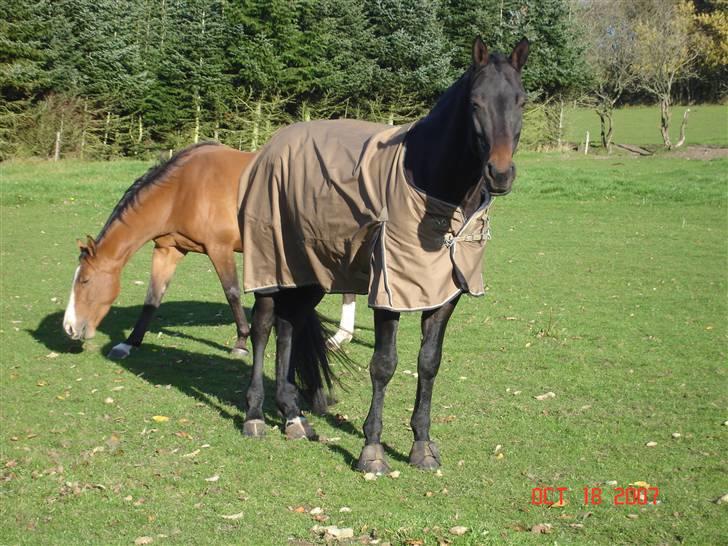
(95, 141, 221, 243)
(418, 53, 511, 125)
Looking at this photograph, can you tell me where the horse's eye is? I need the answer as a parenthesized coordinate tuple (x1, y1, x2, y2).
(79, 278, 90, 285)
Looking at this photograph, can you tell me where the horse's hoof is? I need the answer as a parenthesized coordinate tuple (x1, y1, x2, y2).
(326, 331, 353, 350)
(285, 417, 317, 440)
(357, 443, 390, 474)
(107, 342, 132, 360)
(243, 419, 267, 438)
(230, 346, 249, 358)
(409, 440, 441, 470)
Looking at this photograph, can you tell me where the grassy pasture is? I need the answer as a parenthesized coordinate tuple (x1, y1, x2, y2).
(563, 104, 728, 148)
(1, 152, 726, 545)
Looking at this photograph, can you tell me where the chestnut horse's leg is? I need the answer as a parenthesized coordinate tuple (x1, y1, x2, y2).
(408, 296, 460, 470)
(207, 248, 250, 357)
(108, 245, 186, 359)
(242, 293, 275, 437)
(357, 309, 400, 474)
(326, 293, 356, 348)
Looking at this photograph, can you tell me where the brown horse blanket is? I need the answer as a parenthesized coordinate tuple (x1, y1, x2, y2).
(238, 119, 492, 311)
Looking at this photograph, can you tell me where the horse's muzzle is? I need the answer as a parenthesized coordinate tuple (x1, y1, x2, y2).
(63, 320, 92, 341)
(484, 161, 515, 195)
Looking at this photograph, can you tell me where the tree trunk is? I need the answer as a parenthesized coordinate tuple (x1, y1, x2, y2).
(103, 111, 111, 147)
(54, 116, 63, 161)
(194, 92, 200, 144)
(660, 97, 672, 149)
(251, 101, 261, 151)
(557, 98, 564, 149)
(674, 108, 690, 148)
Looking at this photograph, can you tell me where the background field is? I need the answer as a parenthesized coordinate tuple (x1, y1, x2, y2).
(1, 151, 727, 545)
(563, 104, 728, 148)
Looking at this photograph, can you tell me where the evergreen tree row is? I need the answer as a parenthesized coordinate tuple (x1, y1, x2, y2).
(1, 0, 598, 158)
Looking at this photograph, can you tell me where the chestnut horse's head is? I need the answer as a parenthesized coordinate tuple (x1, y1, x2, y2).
(469, 36, 529, 196)
(63, 236, 121, 340)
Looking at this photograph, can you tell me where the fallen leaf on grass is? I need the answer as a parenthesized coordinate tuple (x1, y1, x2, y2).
(204, 474, 219, 482)
(714, 493, 728, 504)
(363, 472, 377, 481)
(106, 433, 121, 453)
(309, 507, 323, 515)
(645, 441, 657, 447)
(630, 481, 651, 488)
(312, 525, 354, 540)
(134, 537, 153, 545)
(530, 523, 552, 534)
(534, 392, 556, 401)
(388, 470, 401, 479)
(46, 352, 59, 359)
(174, 431, 193, 440)
(151, 415, 169, 423)
(449, 526, 468, 536)
(36, 380, 48, 387)
(182, 449, 200, 458)
(220, 512, 244, 520)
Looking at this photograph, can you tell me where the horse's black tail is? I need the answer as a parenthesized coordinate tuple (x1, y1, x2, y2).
(291, 309, 351, 415)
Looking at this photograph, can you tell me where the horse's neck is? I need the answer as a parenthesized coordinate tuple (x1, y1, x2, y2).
(405, 82, 482, 207)
(95, 192, 169, 267)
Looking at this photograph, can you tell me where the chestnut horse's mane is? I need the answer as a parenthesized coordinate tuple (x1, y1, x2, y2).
(95, 141, 222, 243)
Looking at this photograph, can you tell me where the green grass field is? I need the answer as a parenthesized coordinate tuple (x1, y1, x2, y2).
(563, 104, 728, 147)
(1, 152, 727, 545)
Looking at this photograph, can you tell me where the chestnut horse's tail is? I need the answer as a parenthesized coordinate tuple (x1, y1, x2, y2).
(291, 309, 351, 415)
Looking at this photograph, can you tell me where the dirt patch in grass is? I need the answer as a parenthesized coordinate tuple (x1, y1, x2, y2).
(668, 146, 728, 160)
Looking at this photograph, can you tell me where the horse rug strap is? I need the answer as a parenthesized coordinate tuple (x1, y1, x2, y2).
(238, 119, 492, 312)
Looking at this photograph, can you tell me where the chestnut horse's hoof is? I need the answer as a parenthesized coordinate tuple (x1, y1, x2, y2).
(357, 443, 390, 475)
(230, 346, 249, 358)
(285, 417, 317, 440)
(409, 440, 441, 470)
(243, 419, 267, 438)
(107, 342, 133, 360)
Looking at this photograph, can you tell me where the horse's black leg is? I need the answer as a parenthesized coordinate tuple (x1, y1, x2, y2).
(207, 248, 250, 358)
(242, 293, 274, 437)
(357, 309, 400, 474)
(108, 245, 186, 359)
(274, 286, 325, 440)
(409, 296, 459, 470)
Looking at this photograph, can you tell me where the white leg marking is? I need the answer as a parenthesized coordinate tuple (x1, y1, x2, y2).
(327, 295, 356, 348)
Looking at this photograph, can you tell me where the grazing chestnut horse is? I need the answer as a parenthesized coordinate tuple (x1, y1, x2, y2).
(62, 143, 358, 359)
(238, 37, 529, 464)
(63, 143, 254, 358)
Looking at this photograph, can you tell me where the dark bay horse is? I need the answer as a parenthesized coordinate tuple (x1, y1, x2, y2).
(239, 37, 529, 466)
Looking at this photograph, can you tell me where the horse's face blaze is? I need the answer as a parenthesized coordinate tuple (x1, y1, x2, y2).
(470, 38, 529, 196)
(63, 257, 120, 340)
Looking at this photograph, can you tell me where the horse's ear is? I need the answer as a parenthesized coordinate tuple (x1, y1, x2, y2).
(85, 235, 97, 257)
(510, 37, 529, 72)
(76, 239, 87, 253)
(472, 36, 488, 67)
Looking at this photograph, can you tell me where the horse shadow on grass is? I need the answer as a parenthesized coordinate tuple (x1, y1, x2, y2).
(31, 301, 373, 356)
(30, 302, 401, 467)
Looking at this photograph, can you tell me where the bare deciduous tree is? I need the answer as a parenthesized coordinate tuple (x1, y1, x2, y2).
(578, 0, 638, 151)
(632, 0, 703, 149)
